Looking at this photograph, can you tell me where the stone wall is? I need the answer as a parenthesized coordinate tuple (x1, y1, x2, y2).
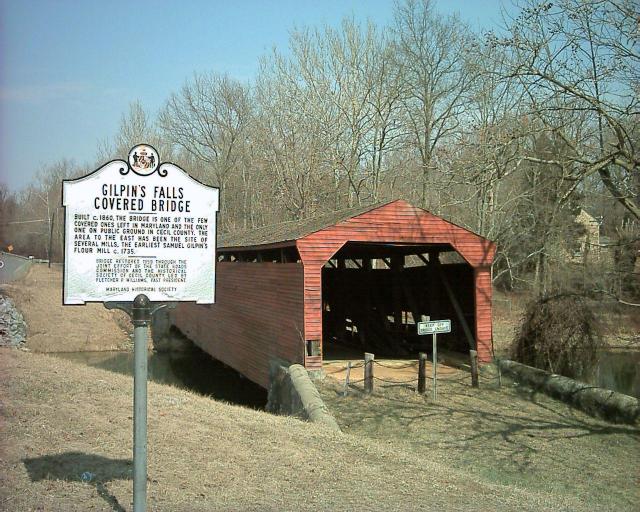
(267, 360, 340, 432)
(0, 296, 27, 347)
(498, 359, 639, 424)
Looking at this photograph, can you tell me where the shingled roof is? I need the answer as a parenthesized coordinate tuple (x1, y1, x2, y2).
(218, 201, 390, 249)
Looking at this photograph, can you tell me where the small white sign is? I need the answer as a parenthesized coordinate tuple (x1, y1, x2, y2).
(63, 144, 219, 304)
(417, 319, 451, 335)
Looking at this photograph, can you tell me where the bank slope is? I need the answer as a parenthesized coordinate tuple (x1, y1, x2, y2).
(0, 349, 583, 512)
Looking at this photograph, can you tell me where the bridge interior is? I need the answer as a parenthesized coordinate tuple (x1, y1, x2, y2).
(321, 241, 476, 360)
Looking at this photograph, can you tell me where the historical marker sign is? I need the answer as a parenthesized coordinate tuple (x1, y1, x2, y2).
(62, 144, 219, 304)
(417, 319, 451, 335)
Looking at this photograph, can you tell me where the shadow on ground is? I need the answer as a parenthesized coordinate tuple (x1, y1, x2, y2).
(23, 452, 131, 512)
(319, 375, 640, 509)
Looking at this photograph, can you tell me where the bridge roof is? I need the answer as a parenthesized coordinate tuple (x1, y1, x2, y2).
(218, 199, 493, 253)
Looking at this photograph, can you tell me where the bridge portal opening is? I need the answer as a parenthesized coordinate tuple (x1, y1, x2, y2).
(321, 242, 476, 360)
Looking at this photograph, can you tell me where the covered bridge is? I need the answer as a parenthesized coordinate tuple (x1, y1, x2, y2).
(171, 199, 496, 389)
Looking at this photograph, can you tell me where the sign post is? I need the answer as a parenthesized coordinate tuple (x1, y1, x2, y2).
(62, 144, 219, 512)
(131, 297, 149, 512)
(417, 318, 451, 401)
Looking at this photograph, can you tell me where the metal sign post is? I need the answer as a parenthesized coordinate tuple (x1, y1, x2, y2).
(132, 300, 148, 512)
(105, 296, 175, 512)
(62, 144, 219, 512)
(417, 319, 451, 401)
(432, 332, 437, 401)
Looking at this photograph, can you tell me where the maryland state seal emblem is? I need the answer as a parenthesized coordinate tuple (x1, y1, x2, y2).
(128, 144, 159, 176)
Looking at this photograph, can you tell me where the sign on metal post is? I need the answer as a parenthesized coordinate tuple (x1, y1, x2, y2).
(417, 318, 451, 401)
(417, 319, 451, 336)
(62, 144, 218, 304)
(62, 145, 218, 512)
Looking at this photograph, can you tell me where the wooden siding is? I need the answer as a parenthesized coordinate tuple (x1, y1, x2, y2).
(171, 262, 304, 389)
(297, 200, 496, 361)
(474, 267, 493, 362)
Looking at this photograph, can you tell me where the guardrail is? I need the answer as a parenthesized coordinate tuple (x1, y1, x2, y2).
(0, 252, 34, 285)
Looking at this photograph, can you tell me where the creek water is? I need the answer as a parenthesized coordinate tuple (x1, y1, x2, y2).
(584, 349, 640, 399)
(54, 345, 268, 409)
(53, 344, 640, 404)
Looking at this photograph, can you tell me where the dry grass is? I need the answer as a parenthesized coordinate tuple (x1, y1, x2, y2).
(318, 369, 640, 511)
(1, 264, 131, 352)
(2, 263, 638, 510)
(492, 291, 527, 355)
(0, 348, 586, 512)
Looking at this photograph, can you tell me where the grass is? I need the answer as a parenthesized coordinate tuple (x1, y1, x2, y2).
(317, 367, 640, 511)
(2, 263, 638, 510)
(1, 264, 131, 353)
(1, 348, 591, 512)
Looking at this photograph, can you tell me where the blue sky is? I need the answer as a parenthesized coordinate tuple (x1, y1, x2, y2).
(0, 0, 507, 192)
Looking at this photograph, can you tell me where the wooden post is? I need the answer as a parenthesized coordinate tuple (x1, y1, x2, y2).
(418, 352, 427, 394)
(427, 252, 439, 318)
(364, 352, 374, 393)
(48, 211, 55, 268)
(436, 263, 475, 350)
(470, 349, 479, 388)
(391, 256, 404, 334)
(343, 361, 352, 396)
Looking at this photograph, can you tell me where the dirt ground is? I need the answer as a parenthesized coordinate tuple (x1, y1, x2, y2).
(1, 264, 130, 352)
(323, 358, 461, 385)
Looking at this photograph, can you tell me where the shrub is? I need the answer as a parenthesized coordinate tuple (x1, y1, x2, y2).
(510, 293, 604, 379)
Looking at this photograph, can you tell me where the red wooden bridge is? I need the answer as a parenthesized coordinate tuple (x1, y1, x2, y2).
(171, 200, 496, 389)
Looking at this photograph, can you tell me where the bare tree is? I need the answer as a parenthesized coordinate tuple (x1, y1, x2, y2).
(159, 72, 253, 228)
(0, 185, 17, 251)
(490, 0, 640, 218)
(393, 0, 478, 209)
(97, 101, 168, 162)
(254, 63, 334, 219)
(256, 18, 404, 215)
(6, 160, 78, 261)
(321, 19, 404, 205)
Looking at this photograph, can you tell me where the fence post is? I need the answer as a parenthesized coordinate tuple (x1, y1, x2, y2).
(418, 352, 427, 394)
(364, 352, 374, 393)
(343, 361, 352, 396)
(470, 349, 479, 388)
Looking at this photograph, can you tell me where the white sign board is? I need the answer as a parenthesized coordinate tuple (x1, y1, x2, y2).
(63, 144, 219, 304)
(417, 319, 451, 335)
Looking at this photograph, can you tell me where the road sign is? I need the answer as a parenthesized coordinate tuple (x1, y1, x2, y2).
(417, 319, 451, 335)
(62, 144, 219, 305)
